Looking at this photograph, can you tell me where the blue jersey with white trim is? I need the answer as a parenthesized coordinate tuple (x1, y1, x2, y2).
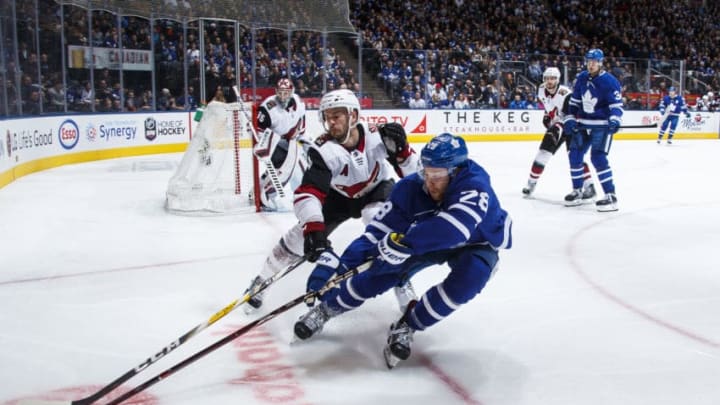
(339, 160, 512, 267)
(659, 95, 689, 116)
(567, 70, 624, 126)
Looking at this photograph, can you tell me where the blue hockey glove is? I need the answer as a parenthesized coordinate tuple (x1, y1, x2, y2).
(608, 119, 620, 135)
(563, 118, 577, 135)
(372, 232, 412, 274)
(303, 221, 330, 263)
(685, 112, 691, 118)
(305, 249, 347, 306)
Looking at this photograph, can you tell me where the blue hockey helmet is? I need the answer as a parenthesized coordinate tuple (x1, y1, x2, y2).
(585, 48, 604, 63)
(421, 133, 468, 172)
(668, 86, 677, 94)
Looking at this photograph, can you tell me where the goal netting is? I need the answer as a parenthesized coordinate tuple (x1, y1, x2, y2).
(166, 101, 260, 214)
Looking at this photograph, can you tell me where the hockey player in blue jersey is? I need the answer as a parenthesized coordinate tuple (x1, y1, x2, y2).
(563, 48, 624, 212)
(657, 86, 690, 145)
(292, 133, 513, 369)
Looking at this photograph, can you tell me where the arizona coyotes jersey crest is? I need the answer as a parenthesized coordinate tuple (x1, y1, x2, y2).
(293, 122, 418, 226)
(310, 122, 392, 199)
(538, 84, 570, 125)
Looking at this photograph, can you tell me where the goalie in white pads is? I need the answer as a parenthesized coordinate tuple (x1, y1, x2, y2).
(254, 78, 308, 210)
(243, 89, 420, 313)
(522, 67, 596, 200)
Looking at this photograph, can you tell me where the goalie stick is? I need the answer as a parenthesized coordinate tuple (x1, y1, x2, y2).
(231, 85, 286, 200)
(19, 258, 307, 405)
(100, 259, 372, 405)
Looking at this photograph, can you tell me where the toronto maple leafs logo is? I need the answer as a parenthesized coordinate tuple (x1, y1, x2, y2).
(582, 90, 597, 113)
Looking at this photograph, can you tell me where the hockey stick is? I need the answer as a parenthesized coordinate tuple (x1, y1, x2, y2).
(231, 85, 286, 199)
(19, 258, 307, 405)
(102, 260, 372, 405)
(620, 123, 658, 129)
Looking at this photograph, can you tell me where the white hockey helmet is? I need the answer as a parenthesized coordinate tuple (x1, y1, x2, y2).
(543, 67, 561, 81)
(318, 89, 360, 123)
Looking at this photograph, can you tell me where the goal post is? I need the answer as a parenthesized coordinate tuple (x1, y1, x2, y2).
(166, 101, 261, 214)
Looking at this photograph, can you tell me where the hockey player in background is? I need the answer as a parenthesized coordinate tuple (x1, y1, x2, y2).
(563, 49, 624, 212)
(243, 89, 420, 314)
(253, 78, 308, 210)
(293, 133, 513, 369)
(522, 67, 596, 200)
(657, 86, 690, 145)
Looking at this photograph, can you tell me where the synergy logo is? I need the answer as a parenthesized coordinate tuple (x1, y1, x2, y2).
(86, 122, 98, 142)
(58, 119, 80, 150)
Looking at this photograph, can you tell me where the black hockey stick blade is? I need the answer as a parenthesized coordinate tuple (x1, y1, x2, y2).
(103, 260, 372, 405)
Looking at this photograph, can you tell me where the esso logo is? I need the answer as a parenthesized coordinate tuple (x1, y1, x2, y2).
(58, 119, 80, 150)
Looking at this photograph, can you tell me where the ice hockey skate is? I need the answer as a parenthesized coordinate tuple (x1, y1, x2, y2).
(294, 301, 341, 340)
(383, 319, 415, 369)
(581, 183, 596, 200)
(242, 276, 266, 314)
(596, 193, 618, 212)
(521, 181, 536, 198)
(564, 188, 584, 206)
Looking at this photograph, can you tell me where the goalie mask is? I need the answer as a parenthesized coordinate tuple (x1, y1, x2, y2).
(276, 78, 294, 107)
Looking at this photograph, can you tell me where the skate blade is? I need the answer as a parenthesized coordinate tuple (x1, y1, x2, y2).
(383, 345, 401, 369)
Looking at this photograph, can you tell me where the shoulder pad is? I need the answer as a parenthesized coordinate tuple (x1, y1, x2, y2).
(265, 99, 277, 110)
(558, 88, 569, 96)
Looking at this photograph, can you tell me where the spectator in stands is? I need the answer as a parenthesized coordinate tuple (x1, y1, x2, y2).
(454, 92, 470, 109)
(47, 81, 66, 112)
(408, 91, 427, 109)
(509, 93, 528, 109)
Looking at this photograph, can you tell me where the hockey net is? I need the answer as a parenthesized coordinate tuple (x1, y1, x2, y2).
(166, 101, 260, 214)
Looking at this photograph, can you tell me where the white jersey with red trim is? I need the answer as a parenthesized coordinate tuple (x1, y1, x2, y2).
(537, 84, 571, 126)
(293, 122, 418, 226)
(257, 93, 306, 140)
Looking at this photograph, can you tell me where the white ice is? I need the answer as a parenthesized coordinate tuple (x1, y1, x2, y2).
(1, 139, 719, 405)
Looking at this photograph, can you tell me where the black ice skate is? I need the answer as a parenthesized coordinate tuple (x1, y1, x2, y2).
(581, 183, 596, 200)
(564, 188, 584, 206)
(596, 193, 618, 212)
(383, 319, 415, 369)
(243, 276, 265, 314)
(294, 301, 340, 340)
(522, 181, 536, 198)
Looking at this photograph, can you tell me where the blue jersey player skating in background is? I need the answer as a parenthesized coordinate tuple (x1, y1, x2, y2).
(292, 133, 513, 369)
(657, 86, 690, 145)
(563, 48, 624, 212)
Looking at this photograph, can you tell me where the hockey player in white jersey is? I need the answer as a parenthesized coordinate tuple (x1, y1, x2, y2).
(292, 133, 513, 369)
(657, 86, 690, 145)
(254, 78, 308, 210)
(243, 89, 420, 313)
(522, 67, 595, 200)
